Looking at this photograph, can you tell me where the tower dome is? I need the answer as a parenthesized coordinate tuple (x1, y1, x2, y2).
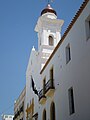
(41, 4, 57, 16)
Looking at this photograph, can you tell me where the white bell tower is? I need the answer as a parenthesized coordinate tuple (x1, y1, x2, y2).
(35, 4, 64, 69)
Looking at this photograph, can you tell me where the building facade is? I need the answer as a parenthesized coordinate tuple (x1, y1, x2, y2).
(2, 115, 14, 120)
(26, 3, 64, 120)
(14, 87, 26, 120)
(14, 0, 90, 120)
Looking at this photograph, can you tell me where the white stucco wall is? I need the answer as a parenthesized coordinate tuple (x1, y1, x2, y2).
(2, 115, 14, 120)
(26, 47, 43, 117)
(39, 1, 90, 120)
(25, 1, 90, 120)
(26, 11, 64, 118)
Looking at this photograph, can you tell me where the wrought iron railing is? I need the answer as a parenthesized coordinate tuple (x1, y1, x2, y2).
(45, 79, 55, 93)
(38, 89, 46, 101)
(38, 79, 55, 100)
(20, 106, 23, 113)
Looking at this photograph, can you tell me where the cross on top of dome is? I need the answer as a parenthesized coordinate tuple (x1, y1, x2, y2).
(47, 0, 54, 4)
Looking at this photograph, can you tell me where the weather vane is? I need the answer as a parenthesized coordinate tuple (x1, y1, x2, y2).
(47, 0, 54, 4)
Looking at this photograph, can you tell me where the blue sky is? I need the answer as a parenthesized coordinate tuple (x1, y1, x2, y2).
(0, 0, 83, 119)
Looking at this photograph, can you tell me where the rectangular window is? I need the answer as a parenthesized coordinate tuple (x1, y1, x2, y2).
(50, 67, 53, 80)
(85, 15, 90, 40)
(50, 67, 54, 88)
(5, 116, 8, 118)
(68, 87, 75, 115)
(89, 21, 90, 29)
(43, 77, 46, 94)
(9, 116, 12, 118)
(66, 44, 71, 64)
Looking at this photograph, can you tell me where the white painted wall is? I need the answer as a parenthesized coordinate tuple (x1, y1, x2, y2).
(34, 12, 64, 70)
(39, 1, 90, 120)
(26, 10, 64, 119)
(26, 46, 42, 117)
(2, 115, 14, 120)
(26, 1, 90, 120)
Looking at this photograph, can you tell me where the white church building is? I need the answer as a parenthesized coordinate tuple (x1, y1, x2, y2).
(14, 0, 90, 120)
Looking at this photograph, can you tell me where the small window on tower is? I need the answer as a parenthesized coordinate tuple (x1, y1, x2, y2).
(49, 35, 54, 46)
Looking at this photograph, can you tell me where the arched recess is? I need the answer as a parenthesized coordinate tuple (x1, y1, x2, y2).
(48, 35, 54, 46)
(50, 102, 55, 120)
(42, 109, 46, 120)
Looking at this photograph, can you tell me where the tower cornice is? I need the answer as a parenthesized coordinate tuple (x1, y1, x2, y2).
(35, 16, 64, 32)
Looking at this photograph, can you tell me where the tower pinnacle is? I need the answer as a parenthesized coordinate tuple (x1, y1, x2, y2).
(47, 0, 54, 4)
(41, 3, 57, 16)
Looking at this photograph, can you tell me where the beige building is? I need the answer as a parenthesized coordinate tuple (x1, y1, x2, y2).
(13, 87, 26, 120)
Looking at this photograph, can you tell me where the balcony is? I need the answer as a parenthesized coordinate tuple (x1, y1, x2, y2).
(38, 89, 46, 104)
(45, 79, 55, 97)
(20, 106, 23, 113)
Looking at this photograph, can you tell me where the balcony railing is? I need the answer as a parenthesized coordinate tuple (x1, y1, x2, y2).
(38, 79, 55, 104)
(44, 79, 55, 97)
(38, 89, 46, 101)
(20, 106, 23, 113)
(45, 79, 55, 93)
(38, 89, 46, 104)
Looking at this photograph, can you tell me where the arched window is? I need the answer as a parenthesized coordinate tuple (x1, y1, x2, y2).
(50, 102, 55, 120)
(42, 109, 46, 120)
(48, 35, 54, 46)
